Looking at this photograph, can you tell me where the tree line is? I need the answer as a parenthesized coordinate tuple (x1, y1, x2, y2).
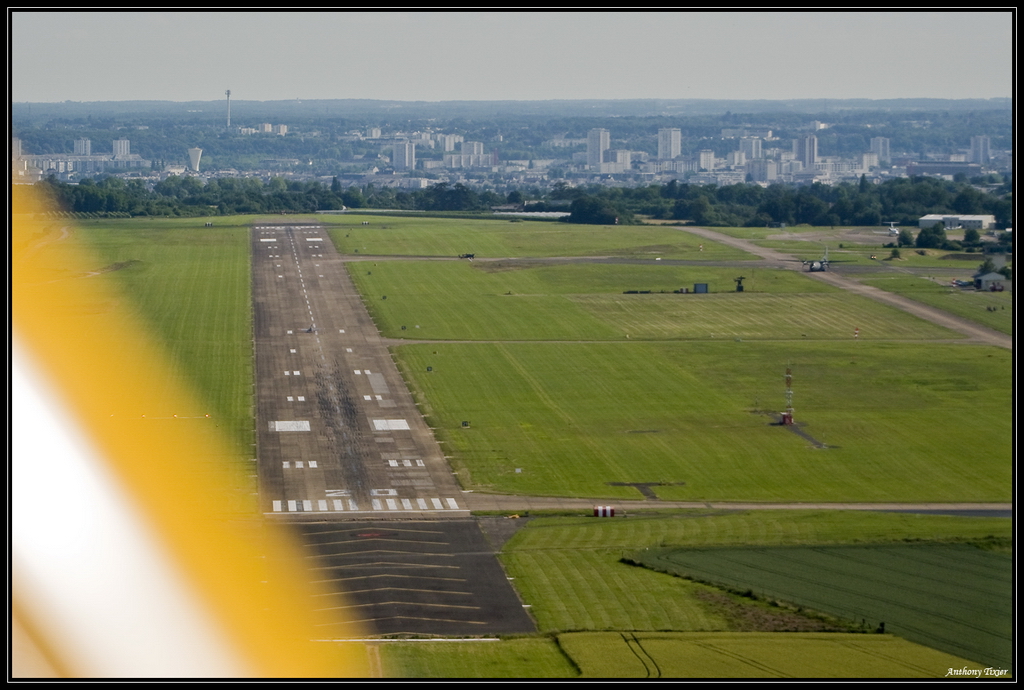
(36, 174, 1012, 232)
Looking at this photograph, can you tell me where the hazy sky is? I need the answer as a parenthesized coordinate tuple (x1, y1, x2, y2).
(11, 11, 1013, 103)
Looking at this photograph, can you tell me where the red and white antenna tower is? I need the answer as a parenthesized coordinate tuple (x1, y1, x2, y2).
(782, 366, 794, 425)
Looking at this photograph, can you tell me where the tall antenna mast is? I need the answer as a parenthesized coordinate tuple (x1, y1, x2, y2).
(225, 89, 231, 129)
(782, 366, 794, 425)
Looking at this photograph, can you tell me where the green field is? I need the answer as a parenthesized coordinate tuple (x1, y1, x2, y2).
(556, 632, 997, 679)
(352, 260, 961, 341)
(41, 214, 1010, 678)
(396, 341, 1010, 501)
(323, 214, 756, 260)
(76, 216, 256, 453)
(857, 273, 1013, 335)
(379, 638, 577, 678)
(637, 544, 1012, 668)
(499, 511, 1011, 635)
(379, 632, 990, 679)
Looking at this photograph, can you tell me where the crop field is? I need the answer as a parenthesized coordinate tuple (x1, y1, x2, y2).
(322, 214, 756, 260)
(637, 544, 1012, 668)
(352, 260, 960, 341)
(397, 341, 1010, 501)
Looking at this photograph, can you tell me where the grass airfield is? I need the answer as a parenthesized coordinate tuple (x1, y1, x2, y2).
(61, 214, 1010, 677)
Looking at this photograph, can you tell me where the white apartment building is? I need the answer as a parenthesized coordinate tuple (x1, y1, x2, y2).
(658, 128, 681, 160)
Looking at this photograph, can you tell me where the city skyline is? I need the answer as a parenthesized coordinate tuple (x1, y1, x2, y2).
(11, 11, 1013, 103)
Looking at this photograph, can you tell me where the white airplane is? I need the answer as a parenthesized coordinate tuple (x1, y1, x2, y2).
(885, 221, 900, 236)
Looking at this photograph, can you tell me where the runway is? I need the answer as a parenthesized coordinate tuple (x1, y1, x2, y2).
(251, 222, 536, 635)
(251, 223, 468, 520)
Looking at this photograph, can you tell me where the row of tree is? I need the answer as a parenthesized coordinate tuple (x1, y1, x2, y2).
(36, 174, 1012, 231)
(559, 175, 1012, 228)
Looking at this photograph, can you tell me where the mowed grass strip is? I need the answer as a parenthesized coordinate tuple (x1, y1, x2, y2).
(501, 549, 729, 634)
(325, 215, 756, 260)
(503, 511, 1012, 553)
(396, 342, 1010, 501)
(558, 632, 994, 678)
(77, 217, 255, 453)
(641, 545, 1012, 669)
(571, 292, 958, 340)
(379, 638, 578, 678)
(349, 260, 620, 341)
(352, 260, 959, 341)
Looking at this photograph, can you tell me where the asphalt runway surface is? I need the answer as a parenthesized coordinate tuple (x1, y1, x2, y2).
(251, 222, 534, 635)
(297, 520, 535, 637)
(252, 222, 466, 519)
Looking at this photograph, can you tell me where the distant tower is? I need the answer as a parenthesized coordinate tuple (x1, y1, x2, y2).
(740, 137, 762, 160)
(112, 138, 130, 156)
(870, 137, 890, 164)
(795, 135, 817, 168)
(782, 367, 794, 425)
(187, 147, 203, 172)
(392, 141, 416, 170)
(74, 138, 91, 156)
(970, 136, 991, 165)
(658, 128, 681, 160)
(587, 128, 610, 170)
(225, 89, 231, 128)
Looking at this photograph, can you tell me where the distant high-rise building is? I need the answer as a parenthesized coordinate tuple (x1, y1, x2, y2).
(587, 128, 610, 170)
(273, 124, 288, 136)
(437, 133, 462, 151)
(870, 137, 890, 163)
(739, 137, 762, 160)
(794, 135, 817, 168)
(392, 141, 416, 170)
(658, 128, 681, 160)
(461, 141, 484, 156)
(698, 149, 716, 171)
(74, 138, 91, 156)
(366, 127, 381, 139)
(970, 135, 991, 164)
(746, 158, 778, 182)
(112, 138, 131, 157)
